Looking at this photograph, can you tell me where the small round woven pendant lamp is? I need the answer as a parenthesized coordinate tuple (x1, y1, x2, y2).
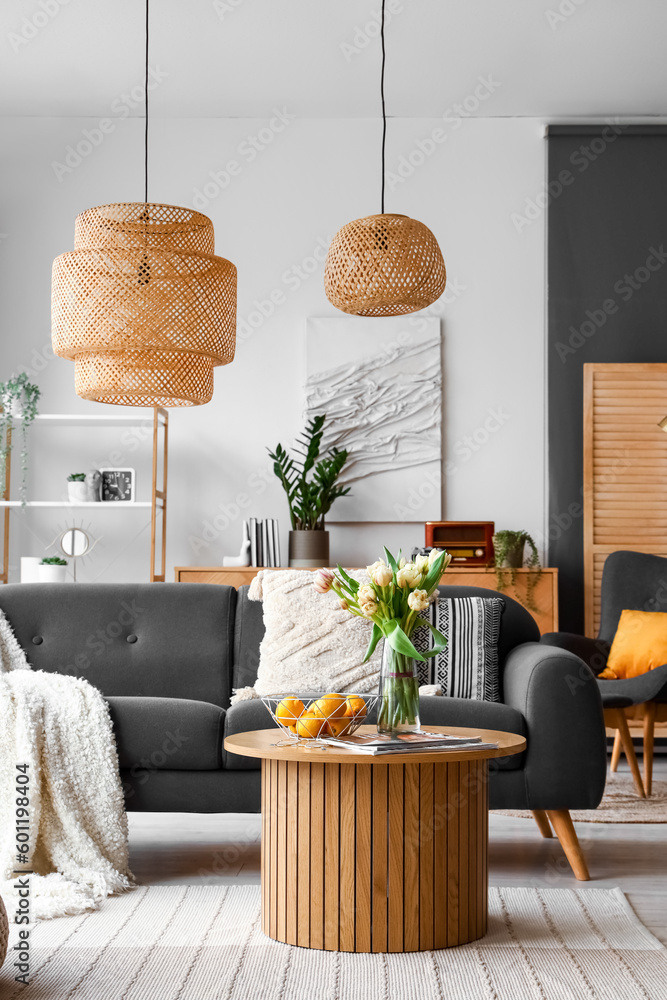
(52, 202, 236, 406)
(324, 213, 446, 316)
(324, 0, 446, 317)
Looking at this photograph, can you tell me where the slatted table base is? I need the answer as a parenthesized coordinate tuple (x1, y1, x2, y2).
(260, 757, 488, 952)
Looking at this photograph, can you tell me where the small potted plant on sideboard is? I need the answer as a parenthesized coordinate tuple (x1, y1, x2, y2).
(67, 473, 88, 503)
(268, 414, 350, 567)
(38, 556, 68, 583)
(492, 529, 542, 611)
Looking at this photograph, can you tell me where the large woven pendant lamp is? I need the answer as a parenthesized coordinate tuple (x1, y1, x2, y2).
(51, 1, 236, 406)
(324, 0, 446, 317)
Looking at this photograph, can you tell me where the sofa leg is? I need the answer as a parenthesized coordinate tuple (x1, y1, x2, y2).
(643, 702, 656, 798)
(531, 810, 553, 838)
(609, 708, 645, 798)
(546, 809, 590, 881)
(610, 729, 621, 772)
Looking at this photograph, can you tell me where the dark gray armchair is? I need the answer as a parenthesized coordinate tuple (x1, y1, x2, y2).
(228, 583, 607, 879)
(542, 550, 667, 797)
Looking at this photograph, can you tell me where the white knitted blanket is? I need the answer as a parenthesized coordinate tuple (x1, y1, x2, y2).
(0, 608, 133, 920)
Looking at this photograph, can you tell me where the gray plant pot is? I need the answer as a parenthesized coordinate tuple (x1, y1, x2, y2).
(288, 529, 330, 568)
(500, 540, 525, 569)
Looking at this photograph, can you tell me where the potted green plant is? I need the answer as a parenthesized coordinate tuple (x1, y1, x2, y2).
(492, 529, 541, 611)
(0, 373, 40, 506)
(38, 556, 68, 583)
(67, 473, 88, 503)
(268, 414, 351, 567)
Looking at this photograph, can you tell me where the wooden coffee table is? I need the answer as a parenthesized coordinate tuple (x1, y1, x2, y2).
(224, 725, 525, 953)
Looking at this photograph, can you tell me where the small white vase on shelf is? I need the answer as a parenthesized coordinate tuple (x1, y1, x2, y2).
(67, 480, 88, 503)
(38, 563, 67, 583)
(20, 556, 42, 583)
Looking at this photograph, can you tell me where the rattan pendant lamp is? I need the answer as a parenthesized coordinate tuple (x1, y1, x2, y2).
(51, 0, 236, 406)
(324, 0, 446, 316)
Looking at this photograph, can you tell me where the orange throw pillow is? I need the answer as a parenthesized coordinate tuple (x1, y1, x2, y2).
(599, 609, 667, 679)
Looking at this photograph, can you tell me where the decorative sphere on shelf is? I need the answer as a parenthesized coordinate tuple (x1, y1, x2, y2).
(85, 469, 102, 502)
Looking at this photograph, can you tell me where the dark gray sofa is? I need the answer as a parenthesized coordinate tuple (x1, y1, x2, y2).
(0, 581, 607, 878)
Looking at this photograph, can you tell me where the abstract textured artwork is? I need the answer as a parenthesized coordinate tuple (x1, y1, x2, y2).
(305, 317, 441, 521)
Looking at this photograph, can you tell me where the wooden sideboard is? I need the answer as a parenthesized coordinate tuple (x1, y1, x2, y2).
(174, 565, 558, 635)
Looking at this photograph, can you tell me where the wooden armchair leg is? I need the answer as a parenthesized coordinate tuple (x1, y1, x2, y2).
(610, 729, 621, 772)
(531, 810, 553, 838)
(609, 708, 646, 798)
(643, 702, 656, 798)
(545, 809, 590, 881)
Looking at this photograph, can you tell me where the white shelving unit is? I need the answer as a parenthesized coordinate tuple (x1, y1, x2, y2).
(1, 408, 168, 583)
(0, 501, 153, 508)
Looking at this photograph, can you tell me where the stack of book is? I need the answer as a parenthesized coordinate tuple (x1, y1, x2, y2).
(321, 731, 498, 755)
(247, 518, 281, 567)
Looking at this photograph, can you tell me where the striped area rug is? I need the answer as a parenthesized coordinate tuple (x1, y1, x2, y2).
(1, 885, 665, 999)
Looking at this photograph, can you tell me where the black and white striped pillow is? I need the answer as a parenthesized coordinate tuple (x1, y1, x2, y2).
(413, 597, 504, 701)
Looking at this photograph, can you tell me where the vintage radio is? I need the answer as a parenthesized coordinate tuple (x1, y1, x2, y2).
(424, 521, 495, 564)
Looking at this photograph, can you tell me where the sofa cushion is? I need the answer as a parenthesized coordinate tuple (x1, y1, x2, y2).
(224, 699, 276, 769)
(232, 584, 540, 695)
(0, 583, 237, 708)
(244, 570, 381, 695)
(233, 586, 265, 691)
(413, 596, 504, 700)
(107, 696, 225, 771)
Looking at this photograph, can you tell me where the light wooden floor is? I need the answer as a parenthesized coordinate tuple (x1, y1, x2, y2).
(127, 758, 667, 947)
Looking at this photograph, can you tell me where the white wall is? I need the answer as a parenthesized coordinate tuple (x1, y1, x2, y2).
(0, 109, 550, 580)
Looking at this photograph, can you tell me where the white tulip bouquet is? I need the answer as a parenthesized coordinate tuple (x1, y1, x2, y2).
(314, 547, 451, 732)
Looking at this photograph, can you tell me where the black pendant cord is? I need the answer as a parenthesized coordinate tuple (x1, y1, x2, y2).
(380, 0, 386, 214)
(144, 0, 149, 203)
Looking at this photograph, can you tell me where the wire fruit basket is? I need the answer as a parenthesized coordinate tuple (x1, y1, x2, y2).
(261, 692, 378, 745)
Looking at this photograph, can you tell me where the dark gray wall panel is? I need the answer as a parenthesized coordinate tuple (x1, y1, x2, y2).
(548, 125, 667, 633)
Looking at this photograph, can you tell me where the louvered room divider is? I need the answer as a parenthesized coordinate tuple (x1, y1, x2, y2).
(583, 363, 667, 636)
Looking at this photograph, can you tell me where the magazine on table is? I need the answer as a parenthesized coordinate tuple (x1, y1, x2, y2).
(321, 730, 499, 755)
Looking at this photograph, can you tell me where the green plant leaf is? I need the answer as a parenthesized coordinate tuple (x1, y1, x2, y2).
(421, 549, 447, 593)
(336, 564, 360, 594)
(383, 547, 398, 574)
(385, 619, 425, 661)
(363, 623, 384, 662)
(413, 619, 448, 659)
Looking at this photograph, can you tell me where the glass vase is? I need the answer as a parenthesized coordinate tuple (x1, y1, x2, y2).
(377, 641, 421, 735)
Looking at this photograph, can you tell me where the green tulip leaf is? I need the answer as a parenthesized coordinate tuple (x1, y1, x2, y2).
(363, 623, 384, 662)
(385, 619, 426, 661)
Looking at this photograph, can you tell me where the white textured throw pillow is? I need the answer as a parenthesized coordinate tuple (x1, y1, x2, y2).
(244, 569, 381, 697)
